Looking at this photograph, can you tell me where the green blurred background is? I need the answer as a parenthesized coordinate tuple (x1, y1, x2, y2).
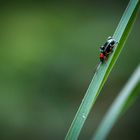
(0, 0, 140, 140)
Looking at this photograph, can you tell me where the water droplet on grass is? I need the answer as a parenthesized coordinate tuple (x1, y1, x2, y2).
(82, 114, 86, 119)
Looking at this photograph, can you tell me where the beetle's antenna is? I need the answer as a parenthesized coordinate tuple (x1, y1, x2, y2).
(94, 62, 102, 74)
(96, 62, 101, 72)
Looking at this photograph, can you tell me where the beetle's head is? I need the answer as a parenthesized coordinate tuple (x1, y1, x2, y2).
(100, 53, 105, 62)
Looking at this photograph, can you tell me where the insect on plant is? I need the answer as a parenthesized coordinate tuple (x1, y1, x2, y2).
(95, 36, 118, 72)
(99, 36, 118, 62)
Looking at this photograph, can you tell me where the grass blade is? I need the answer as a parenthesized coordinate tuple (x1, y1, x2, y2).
(65, 0, 140, 139)
(92, 65, 140, 140)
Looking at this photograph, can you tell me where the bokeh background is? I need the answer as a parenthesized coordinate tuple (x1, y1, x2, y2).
(0, 0, 140, 140)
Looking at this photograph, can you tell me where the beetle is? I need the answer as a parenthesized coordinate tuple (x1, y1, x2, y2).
(99, 36, 117, 62)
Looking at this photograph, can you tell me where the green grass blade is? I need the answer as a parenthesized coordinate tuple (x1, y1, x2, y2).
(92, 65, 140, 140)
(65, 0, 140, 140)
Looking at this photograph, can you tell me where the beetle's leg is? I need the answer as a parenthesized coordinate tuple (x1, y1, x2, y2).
(107, 52, 112, 55)
(103, 56, 108, 65)
(110, 47, 114, 52)
(115, 41, 119, 45)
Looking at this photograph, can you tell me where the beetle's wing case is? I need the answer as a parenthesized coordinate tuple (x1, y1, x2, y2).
(103, 40, 110, 50)
(104, 39, 115, 52)
(100, 37, 117, 53)
(103, 41, 108, 49)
